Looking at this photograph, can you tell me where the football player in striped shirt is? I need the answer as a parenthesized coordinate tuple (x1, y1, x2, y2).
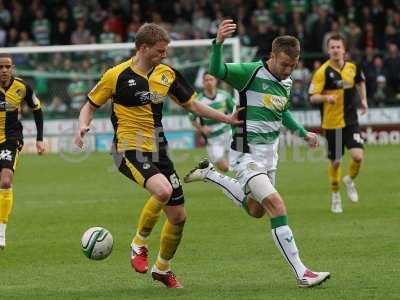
(184, 20, 330, 288)
(190, 72, 234, 172)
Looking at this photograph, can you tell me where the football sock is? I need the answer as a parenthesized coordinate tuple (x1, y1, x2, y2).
(349, 159, 361, 179)
(157, 219, 185, 271)
(271, 216, 307, 279)
(132, 196, 163, 247)
(328, 162, 341, 192)
(0, 188, 13, 223)
(204, 169, 245, 207)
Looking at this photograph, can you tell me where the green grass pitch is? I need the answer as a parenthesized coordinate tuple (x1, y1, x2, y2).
(0, 145, 399, 300)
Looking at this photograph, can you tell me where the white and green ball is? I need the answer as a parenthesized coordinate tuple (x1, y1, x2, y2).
(80, 227, 113, 260)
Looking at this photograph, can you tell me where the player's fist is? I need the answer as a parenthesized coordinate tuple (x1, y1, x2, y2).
(74, 127, 89, 149)
(325, 95, 337, 104)
(304, 132, 319, 148)
(216, 19, 237, 44)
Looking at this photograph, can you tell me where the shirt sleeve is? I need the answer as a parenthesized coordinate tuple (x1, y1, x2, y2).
(308, 68, 326, 95)
(24, 84, 41, 110)
(282, 110, 308, 138)
(168, 68, 196, 106)
(209, 42, 260, 91)
(355, 64, 366, 84)
(87, 68, 115, 107)
(226, 93, 235, 113)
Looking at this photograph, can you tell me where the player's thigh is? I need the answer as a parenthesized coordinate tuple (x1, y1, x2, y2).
(153, 149, 184, 206)
(324, 128, 345, 161)
(112, 149, 161, 187)
(344, 125, 364, 161)
(0, 141, 20, 185)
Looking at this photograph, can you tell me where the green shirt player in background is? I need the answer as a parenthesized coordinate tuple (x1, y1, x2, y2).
(184, 20, 330, 288)
(190, 72, 234, 172)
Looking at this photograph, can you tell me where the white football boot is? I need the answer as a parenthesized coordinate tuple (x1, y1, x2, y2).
(342, 175, 359, 203)
(183, 158, 214, 183)
(331, 192, 343, 213)
(297, 269, 331, 288)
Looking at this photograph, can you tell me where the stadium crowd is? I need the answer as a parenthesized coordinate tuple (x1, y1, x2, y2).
(1, 0, 399, 114)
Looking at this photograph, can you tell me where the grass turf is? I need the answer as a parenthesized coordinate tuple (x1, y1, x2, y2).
(0, 145, 399, 300)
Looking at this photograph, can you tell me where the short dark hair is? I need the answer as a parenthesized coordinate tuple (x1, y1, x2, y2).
(327, 34, 347, 49)
(0, 53, 12, 59)
(271, 36, 300, 59)
(135, 23, 171, 49)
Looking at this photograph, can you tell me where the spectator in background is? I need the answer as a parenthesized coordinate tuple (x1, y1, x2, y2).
(99, 22, 117, 44)
(103, 9, 124, 38)
(32, 9, 51, 46)
(126, 16, 141, 43)
(68, 73, 88, 112)
(6, 27, 18, 46)
(52, 20, 71, 45)
(71, 18, 92, 45)
(0, 0, 10, 27)
(9, 2, 28, 33)
(0, 25, 6, 47)
(372, 75, 388, 107)
(365, 55, 386, 99)
(384, 43, 400, 98)
(45, 96, 68, 114)
(290, 79, 309, 109)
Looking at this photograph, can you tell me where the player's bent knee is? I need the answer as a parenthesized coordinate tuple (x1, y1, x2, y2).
(263, 193, 287, 216)
(352, 155, 363, 163)
(0, 178, 12, 189)
(332, 160, 341, 168)
(216, 161, 229, 173)
(246, 197, 266, 218)
(154, 185, 173, 203)
(247, 174, 276, 204)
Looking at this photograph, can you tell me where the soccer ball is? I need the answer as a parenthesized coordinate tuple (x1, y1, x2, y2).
(80, 227, 113, 260)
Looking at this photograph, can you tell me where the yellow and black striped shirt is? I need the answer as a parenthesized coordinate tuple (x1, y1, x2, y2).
(0, 77, 41, 143)
(88, 59, 196, 152)
(309, 60, 365, 129)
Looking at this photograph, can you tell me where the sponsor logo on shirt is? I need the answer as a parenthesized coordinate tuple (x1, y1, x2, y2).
(263, 94, 288, 111)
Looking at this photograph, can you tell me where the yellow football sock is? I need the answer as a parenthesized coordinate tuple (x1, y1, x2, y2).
(156, 219, 185, 271)
(132, 196, 164, 246)
(0, 188, 13, 224)
(328, 163, 341, 192)
(349, 160, 362, 179)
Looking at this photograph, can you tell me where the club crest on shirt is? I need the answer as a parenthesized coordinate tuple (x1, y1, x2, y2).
(15, 88, 22, 97)
(160, 74, 169, 85)
(263, 94, 287, 111)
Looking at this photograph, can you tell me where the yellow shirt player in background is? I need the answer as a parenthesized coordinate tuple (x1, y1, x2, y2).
(0, 54, 45, 249)
(309, 34, 368, 213)
(74, 23, 241, 288)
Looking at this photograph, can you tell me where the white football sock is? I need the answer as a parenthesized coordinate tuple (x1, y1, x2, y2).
(272, 225, 307, 279)
(204, 170, 245, 207)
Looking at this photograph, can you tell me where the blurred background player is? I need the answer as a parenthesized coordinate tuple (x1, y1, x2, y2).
(0, 53, 45, 249)
(184, 20, 330, 288)
(75, 23, 241, 288)
(309, 34, 368, 213)
(190, 72, 234, 172)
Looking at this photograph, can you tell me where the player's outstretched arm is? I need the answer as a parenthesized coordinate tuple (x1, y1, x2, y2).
(185, 100, 242, 126)
(282, 110, 319, 148)
(209, 19, 237, 79)
(74, 102, 97, 149)
(356, 81, 368, 115)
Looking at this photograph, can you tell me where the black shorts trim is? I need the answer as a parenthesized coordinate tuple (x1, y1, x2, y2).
(325, 124, 364, 160)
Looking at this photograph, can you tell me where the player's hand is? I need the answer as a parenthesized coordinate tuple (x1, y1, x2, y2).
(360, 99, 368, 115)
(74, 127, 90, 149)
(36, 141, 45, 155)
(216, 19, 237, 44)
(226, 107, 244, 125)
(325, 95, 337, 104)
(201, 126, 212, 136)
(304, 132, 319, 148)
